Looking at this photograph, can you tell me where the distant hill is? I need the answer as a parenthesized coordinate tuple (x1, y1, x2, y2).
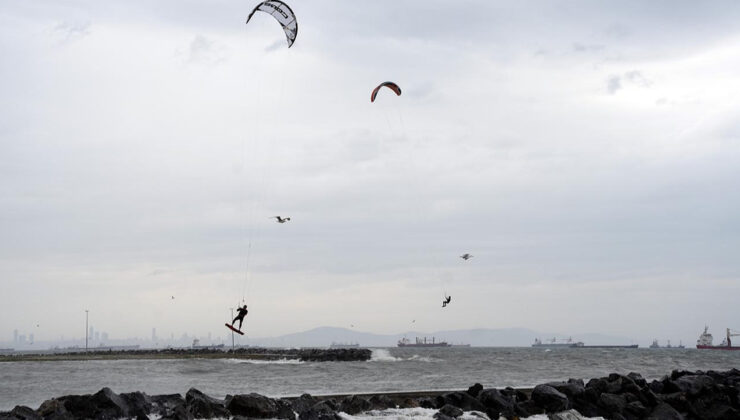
(242, 326, 638, 348)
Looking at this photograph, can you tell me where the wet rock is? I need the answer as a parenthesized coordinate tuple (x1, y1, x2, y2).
(673, 375, 716, 397)
(119, 391, 151, 419)
(227, 393, 279, 418)
(8, 406, 40, 420)
(36, 399, 72, 420)
(466, 383, 483, 398)
(439, 404, 463, 418)
(546, 380, 585, 399)
(646, 403, 684, 420)
(548, 409, 592, 420)
(532, 384, 570, 412)
(338, 395, 372, 415)
(151, 394, 191, 420)
(290, 393, 317, 414)
(185, 388, 229, 419)
(598, 392, 627, 415)
(275, 398, 296, 420)
(368, 395, 396, 410)
(432, 413, 455, 420)
(467, 410, 490, 420)
(501, 386, 528, 403)
(299, 401, 342, 420)
(627, 372, 648, 388)
(435, 391, 486, 411)
(477, 388, 514, 418)
(419, 398, 437, 409)
(626, 400, 648, 417)
(660, 392, 690, 414)
(400, 397, 420, 408)
(515, 400, 544, 417)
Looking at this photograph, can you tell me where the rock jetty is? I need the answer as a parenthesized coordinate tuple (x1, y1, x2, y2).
(1, 368, 738, 419)
(0, 347, 372, 363)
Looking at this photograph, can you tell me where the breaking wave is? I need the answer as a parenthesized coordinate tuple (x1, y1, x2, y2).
(369, 349, 439, 363)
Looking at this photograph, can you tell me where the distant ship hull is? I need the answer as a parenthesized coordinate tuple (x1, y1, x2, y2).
(579, 345, 638, 349)
(696, 345, 740, 351)
(398, 342, 451, 348)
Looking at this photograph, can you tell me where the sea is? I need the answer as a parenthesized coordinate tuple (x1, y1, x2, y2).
(1, 346, 739, 418)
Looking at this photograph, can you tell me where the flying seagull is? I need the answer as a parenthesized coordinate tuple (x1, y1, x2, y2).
(460, 253, 473, 261)
(271, 216, 291, 223)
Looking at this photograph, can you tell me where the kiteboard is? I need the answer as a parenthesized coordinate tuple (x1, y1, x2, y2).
(225, 323, 244, 335)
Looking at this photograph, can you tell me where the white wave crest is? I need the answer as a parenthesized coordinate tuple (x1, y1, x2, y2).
(369, 349, 402, 362)
(369, 349, 439, 363)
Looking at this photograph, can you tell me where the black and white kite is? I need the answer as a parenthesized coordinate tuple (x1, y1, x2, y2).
(246, 1, 298, 48)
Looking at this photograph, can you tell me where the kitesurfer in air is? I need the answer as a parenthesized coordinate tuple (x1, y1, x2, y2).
(442, 296, 452, 307)
(232, 305, 249, 330)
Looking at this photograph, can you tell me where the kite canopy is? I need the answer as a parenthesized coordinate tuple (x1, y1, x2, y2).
(371, 81, 402, 102)
(246, 0, 298, 48)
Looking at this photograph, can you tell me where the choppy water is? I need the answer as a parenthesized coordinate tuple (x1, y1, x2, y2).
(1, 347, 738, 411)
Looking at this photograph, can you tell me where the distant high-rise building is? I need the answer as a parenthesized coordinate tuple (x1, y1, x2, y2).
(101, 332, 109, 342)
(94, 332, 100, 341)
(152, 328, 157, 342)
(18, 334, 26, 344)
(13, 329, 18, 343)
(29, 334, 34, 344)
(89, 326, 94, 340)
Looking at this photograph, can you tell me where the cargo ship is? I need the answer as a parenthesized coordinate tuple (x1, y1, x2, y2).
(696, 326, 740, 350)
(397, 337, 450, 347)
(649, 339, 685, 349)
(532, 337, 584, 348)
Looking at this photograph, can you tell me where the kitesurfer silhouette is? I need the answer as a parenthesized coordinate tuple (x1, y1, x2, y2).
(232, 305, 249, 330)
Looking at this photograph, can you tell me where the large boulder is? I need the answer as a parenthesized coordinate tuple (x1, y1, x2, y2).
(546, 380, 586, 399)
(226, 393, 280, 418)
(298, 401, 342, 420)
(532, 384, 570, 412)
(672, 375, 716, 397)
(435, 392, 486, 411)
(36, 399, 73, 420)
(338, 395, 372, 415)
(368, 395, 395, 410)
(466, 383, 483, 398)
(598, 393, 627, 416)
(646, 403, 684, 420)
(8, 406, 41, 420)
(119, 391, 151, 419)
(151, 394, 191, 420)
(290, 393, 317, 414)
(548, 409, 592, 420)
(477, 388, 514, 418)
(185, 388, 229, 419)
(438, 404, 463, 418)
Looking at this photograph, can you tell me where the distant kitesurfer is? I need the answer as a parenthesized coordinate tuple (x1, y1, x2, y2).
(442, 296, 452, 307)
(271, 216, 291, 223)
(460, 253, 473, 261)
(232, 305, 249, 330)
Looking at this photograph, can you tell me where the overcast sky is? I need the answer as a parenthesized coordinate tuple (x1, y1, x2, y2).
(2, 0, 740, 345)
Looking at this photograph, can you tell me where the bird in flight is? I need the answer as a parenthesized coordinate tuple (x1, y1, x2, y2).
(271, 216, 291, 223)
(460, 253, 473, 261)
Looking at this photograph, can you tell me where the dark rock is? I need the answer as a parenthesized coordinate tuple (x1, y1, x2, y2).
(626, 400, 648, 417)
(91, 388, 129, 418)
(185, 388, 229, 419)
(548, 409, 592, 420)
(435, 391, 486, 411)
(500, 386, 528, 403)
(660, 392, 690, 414)
(290, 393, 317, 414)
(546, 380, 586, 399)
(119, 391, 151, 419)
(514, 400, 543, 417)
(700, 404, 740, 420)
(299, 401, 342, 420)
(628, 372, 648, 388)
(275, 398, 296, 420)
(419, 398, 437, 409)
(673, 374, 716, 397)
(432, 413, 455, 420)
(151, 394, 190, 420)
(532, 384, 570, 412)
(649, 380, 665, 394)
(227, 393, 279, 418)
(338, 395, 372, 415)
(9, 406, 40, 420)
(368, 395, 395, 410)
(400, 398, 419, 408)
(670, 370, 697, 381)
(439, 404, 464, 418)
(646, 403, 684, 420)
(36, 399, 73, 420)
(467, 383, 483, 398)
(598, 393, 626, 415)
(477, 388, 514, 418)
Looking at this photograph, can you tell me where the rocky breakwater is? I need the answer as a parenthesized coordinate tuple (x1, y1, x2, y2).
(0, 347, 372, 363)
(1, 368, 738, 419)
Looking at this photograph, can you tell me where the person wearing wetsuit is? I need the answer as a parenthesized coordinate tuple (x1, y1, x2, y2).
(442, 296, 451, 307)
(232, 305, 248, 330)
